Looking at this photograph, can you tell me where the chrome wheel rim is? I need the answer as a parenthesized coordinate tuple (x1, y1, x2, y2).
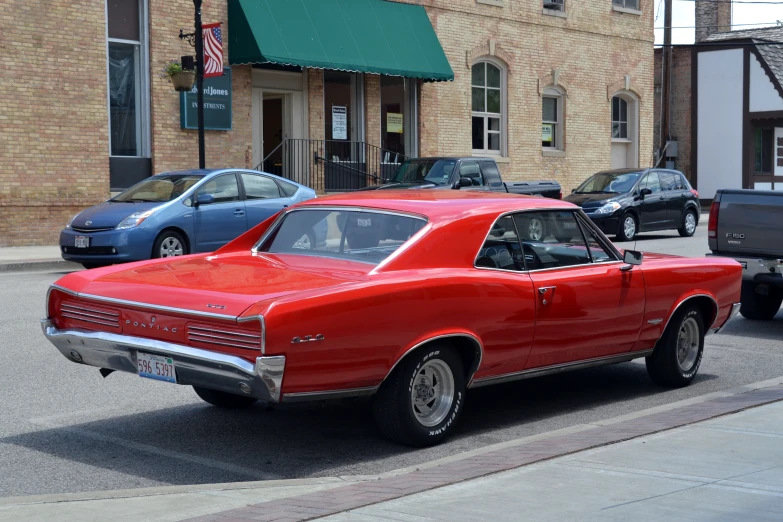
(293, 233, 312, 249)
(624, 216, 636, 239)
(411, 359, 455, 427)
(685, 213, 696, 234)
(160, 237, 184, 257)
(528, 219, 544, 241)
(677, 317, 700, 372)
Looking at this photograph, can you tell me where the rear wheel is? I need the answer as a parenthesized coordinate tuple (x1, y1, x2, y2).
(678, 209, 698, 237)
(153, 230, 188, 259)
(646, 304, 704, 388)
(616, 213, 637, 242)
(373, 344, 465, 447)
(193, 386, 258, 409)
(740, 282, 783, 320)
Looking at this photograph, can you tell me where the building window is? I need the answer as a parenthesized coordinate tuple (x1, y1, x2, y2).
(612, 96, 628, 139)
(754, 128, 773, 173)
(472, 60, 506, 155)
(324, 71, 365, 161)
(107, 0, 148, 157)
(543, 0, 565, 12)
(542, 88, 564, 150)
(613, 0, 640, 10)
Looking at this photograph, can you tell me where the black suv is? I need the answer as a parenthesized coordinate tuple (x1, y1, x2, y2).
(565, 168, 700, 241)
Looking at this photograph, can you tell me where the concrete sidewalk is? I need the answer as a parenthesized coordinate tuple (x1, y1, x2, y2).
(0, 246, 79, 272)
(1, 383, 781, 522)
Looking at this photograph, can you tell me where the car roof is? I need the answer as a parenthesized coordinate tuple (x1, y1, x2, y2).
(296, 190, 575, 221)
(403, 156, 494, 162)
(592, 168, 647, 176)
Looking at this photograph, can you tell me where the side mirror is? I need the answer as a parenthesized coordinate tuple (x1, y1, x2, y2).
(195, 193, 214, 207)
(639, 187, 652, 198)
(621, 250, 643, 271)
(453, 177, 473, 189)
(571, 189, 576, 194)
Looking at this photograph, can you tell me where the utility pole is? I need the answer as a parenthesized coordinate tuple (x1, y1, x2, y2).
(193, 0, 206, 169)
(660, 0, 672, 160)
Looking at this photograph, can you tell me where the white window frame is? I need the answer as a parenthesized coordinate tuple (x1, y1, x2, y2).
(542, 87, 564, 151)
(471, 58, 507, 157)
(610, 91, 640, 167)
(611, 96, 629, 141)
(105, 0, 150, 159)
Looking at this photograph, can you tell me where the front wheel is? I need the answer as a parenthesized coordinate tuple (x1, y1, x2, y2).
(678, 209, 698, 237)
(193, 386, 258, 409)
(153, 230, 188, 259)
(616, 213, 637, 242)
(373, 345, 466, 447)
(646, 304, 704, 388)
(740, 282, 783, 320)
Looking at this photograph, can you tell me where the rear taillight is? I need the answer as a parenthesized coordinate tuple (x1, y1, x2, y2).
(690, 189, 699, 198)
(558, 191, 563, 200)
(708, 201, 719, 238)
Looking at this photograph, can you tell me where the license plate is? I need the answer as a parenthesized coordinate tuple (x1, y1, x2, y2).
(74, 236, 89, 248)
(137, 352, 176, 383)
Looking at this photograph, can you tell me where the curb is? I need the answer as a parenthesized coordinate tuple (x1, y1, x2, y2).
(0, 259, 81, 273)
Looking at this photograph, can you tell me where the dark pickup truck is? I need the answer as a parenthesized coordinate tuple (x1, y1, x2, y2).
(367, 157, 562, 199)
(708, 189, 783, 320)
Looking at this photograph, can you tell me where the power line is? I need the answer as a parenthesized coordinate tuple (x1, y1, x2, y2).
(655, 21, 780, 29)
(654, 40, 783, 46)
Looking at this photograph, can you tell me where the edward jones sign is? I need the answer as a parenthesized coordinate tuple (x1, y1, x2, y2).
(180, 67, 232, 131)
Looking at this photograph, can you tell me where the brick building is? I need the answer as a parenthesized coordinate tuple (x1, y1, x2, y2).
(1, 0, 654, 246)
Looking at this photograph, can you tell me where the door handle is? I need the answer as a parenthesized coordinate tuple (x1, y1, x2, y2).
(538, 286, 556, 305)
(659, 196, 664, 200)
(234, 210, 245, 216)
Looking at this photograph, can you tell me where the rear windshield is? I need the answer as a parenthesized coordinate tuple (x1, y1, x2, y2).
(259, 209, 427, 265)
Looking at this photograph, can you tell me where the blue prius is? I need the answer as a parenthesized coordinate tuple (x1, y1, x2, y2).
(60, 169, 317, 269)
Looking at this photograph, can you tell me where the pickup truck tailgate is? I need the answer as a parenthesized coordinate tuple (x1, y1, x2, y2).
(715, 190, 783, 257)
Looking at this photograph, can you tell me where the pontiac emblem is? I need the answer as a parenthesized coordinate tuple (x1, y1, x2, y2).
(150, 316, 156, 323)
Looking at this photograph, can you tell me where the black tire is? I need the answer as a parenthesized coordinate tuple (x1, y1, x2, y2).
(677, 209, 698, 237)
(193, 386, 258, 409)
(152, 230, 188, 259)
(373, 344, 466, 447)
(81, 263, 106, 270)
(615, 212, 638, 242)
(739, 282, 783, 320)
(646, 304, 704, 388)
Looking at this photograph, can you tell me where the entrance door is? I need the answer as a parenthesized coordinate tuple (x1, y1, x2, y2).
(262, 96, 284, 177)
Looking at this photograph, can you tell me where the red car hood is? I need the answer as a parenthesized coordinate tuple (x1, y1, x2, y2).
(64, 253, 366, 319)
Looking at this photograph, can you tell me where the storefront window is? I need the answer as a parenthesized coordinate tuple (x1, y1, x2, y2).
(754, 128, 773, 173)
(381, 77, 405, 156)
(324, 71, 364, 161)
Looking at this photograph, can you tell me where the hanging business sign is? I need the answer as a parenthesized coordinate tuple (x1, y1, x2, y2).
(180, 67, 232, 131)
(332, 106, 347, 140)
(387, 112, 403, 134)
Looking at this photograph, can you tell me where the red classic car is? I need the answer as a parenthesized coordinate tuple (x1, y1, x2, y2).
(42, 191, 742, 446)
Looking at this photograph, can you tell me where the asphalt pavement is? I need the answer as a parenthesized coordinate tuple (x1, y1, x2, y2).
(1, 224, 782, 499)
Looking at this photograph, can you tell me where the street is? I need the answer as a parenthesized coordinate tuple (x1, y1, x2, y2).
(1, 225, 781, 499)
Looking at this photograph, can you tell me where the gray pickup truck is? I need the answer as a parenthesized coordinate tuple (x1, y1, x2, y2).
(708, 189, 783, 320)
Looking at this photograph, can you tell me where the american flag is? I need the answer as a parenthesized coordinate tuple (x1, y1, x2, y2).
(202, 23, 223, 78)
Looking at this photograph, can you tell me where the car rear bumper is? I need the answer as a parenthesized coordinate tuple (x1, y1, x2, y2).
(40, 319, 286, 402)
(709, 302, 742, 334)
(707, 254, 783, 285)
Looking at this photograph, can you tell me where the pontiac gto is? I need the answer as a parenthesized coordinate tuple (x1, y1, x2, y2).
(42, 191, 742, 446)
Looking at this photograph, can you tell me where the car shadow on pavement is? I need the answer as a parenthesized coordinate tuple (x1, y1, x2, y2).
(0, 362, 718, 492)
(718, 313, 783, 341)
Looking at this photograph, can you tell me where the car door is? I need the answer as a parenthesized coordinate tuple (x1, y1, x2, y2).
(519, 210, 646, 369)
(238, 172, 291, 228)
(660, 171, 689, 226)
(638, 172, 667, 230)
(193, 173, 247, 252)
(457, 161, 489, 191)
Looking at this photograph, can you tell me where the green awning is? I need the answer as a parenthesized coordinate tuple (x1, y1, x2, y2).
(228, 0, 454, 81)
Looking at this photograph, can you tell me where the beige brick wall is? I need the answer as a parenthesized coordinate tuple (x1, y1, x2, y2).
(409, 0, 655, 191)
(0, 0, 109, 246)
(654, 48, 692, 181)
(148, 0, 252, 174)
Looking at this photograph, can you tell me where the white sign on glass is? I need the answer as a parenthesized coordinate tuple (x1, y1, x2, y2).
(332, 106, 347, 140)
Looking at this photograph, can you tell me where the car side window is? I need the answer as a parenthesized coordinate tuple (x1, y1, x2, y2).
(513, 211, 592, 270)
(577, 219, 614, 263)
(276, 179, 299, 197)
(673, 173, 685, 190)
(659, 172, 677, 191)
(458, 162, 484, 186)
(480, 161, 503, 189)
(641, 172, 663, 193)
(197, 174, 240, 204)
(241, 173, 282, 200)
(475, 215, 525, 271)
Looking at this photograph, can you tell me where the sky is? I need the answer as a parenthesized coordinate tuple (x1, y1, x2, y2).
(653, 0, 783, 44)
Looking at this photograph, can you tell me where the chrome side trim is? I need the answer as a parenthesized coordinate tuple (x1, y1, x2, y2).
(74, 293, 238, 321)
(470, 349, 655, 388)
(381, 333, 485, 388)
(370, 221, 432, 275)
(710, 302, 742, 334)
(282, 386, 378, 402)
(41, 319, 285, 403)
(659, 293, 719, 338)
(51, 284, 78, 296)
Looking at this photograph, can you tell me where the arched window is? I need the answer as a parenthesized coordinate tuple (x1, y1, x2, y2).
(471, 59, 506, 155)
(542, 86, 565, 151)
(611, 92, 639, 168)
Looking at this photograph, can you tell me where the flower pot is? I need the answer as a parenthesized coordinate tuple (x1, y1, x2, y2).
(170, 70, 195, 92)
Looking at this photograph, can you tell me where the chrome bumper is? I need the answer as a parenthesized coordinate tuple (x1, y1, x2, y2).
(709, 302, 742, 334)
(41, 319, 285, 402)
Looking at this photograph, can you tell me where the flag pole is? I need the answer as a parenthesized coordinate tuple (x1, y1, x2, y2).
(193, 0, 206, 170)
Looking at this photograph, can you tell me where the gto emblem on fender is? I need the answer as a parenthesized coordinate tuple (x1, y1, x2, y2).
(647, 318, 663, 325)
(206, 304, 226, 309)
(291, 334, 325, 343)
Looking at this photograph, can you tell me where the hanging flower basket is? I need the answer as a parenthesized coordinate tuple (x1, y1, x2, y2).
(170, 70, 195, 92)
